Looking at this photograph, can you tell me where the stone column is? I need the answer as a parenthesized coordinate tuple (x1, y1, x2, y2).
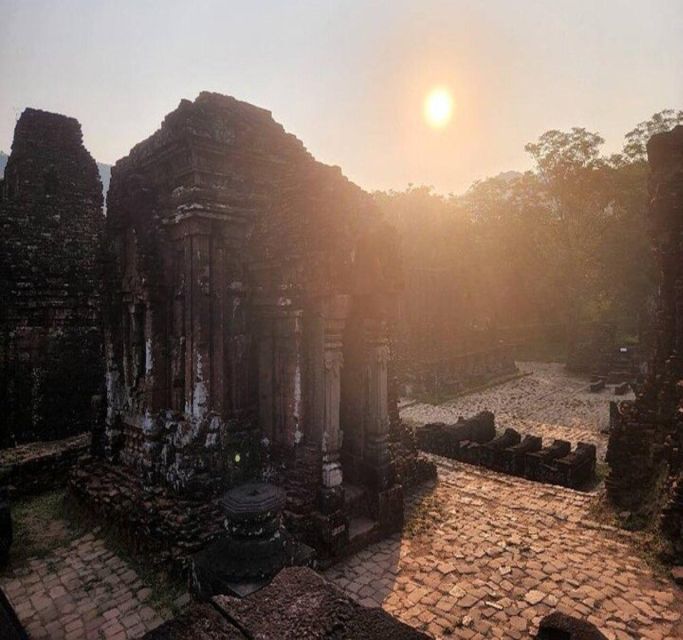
(188, 229, 212, 422)
(317, 295, 349, 513)
(363, 317, 393, 490)
(257, 298, 304, 447)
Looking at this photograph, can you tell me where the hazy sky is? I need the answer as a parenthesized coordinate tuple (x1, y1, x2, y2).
(1, 0, 681, 194)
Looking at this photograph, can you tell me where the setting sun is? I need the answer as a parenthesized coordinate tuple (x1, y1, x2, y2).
(424, 88, 453, 128)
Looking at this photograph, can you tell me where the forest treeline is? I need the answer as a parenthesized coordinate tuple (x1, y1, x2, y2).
(377, 110, 683, 357)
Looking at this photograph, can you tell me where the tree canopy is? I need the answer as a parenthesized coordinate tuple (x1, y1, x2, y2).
(377, 111, 676, 357)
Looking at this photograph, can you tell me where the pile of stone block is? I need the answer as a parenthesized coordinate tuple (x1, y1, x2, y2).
(417, 412, 596, 489)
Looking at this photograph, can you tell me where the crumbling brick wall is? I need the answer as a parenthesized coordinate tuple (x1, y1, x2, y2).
(100, 93, 405, 503)
(606, 126, 683, 551)
(67, 93, 418, 564)
(0, 108, 104, 447)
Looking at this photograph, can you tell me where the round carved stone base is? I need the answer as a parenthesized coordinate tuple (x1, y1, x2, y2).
(191, 482, 311, 599)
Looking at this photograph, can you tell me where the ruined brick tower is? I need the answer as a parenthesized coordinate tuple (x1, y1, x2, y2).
(606, 126, 683, 552)
(93, 92, 409, 559)
(0, 109, 104, 447)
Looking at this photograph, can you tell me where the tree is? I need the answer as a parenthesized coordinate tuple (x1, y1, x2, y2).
(525, 128, 606, 182)
(374, 112, 668, 362)
(622, 110, 683, 162)
(523, 128, 615, 328)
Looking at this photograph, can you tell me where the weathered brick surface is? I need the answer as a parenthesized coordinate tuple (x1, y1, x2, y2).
(606, 126, 683, 557)
(326, 368, 683, 638)
(78, 91, 419, 565)
(69, 457, 224, 571)
(0, 533, 171, 639)
(0, 108, 104, 448)
(326, 457, 683, 639)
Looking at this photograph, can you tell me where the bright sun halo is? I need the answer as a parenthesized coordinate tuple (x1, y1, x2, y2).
(424, 88, 453, 128)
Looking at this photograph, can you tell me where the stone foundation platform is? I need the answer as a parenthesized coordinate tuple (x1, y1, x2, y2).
(68, 451, 432, 574)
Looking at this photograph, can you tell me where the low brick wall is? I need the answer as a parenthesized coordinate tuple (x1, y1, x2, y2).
(0, 434, 90, 498)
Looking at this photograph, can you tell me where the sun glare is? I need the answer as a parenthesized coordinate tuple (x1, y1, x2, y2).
(424, 88, 453, 128)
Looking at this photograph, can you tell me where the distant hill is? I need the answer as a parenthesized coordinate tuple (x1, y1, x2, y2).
(0, 150, 111, 201)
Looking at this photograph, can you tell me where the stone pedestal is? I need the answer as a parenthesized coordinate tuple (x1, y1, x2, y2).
(190, 482, 313, 599)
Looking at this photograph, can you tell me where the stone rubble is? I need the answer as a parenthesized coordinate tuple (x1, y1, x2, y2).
(402, 361, 630, 460)
(0, 434, 90, 498)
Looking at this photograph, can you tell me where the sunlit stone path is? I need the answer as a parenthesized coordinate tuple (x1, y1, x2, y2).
(325, 457, 683, 639)
(327, 363, 679, 639)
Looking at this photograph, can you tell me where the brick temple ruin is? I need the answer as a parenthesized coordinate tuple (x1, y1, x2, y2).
(2, 98, 680, 640)
(0, 109, 104, 448)
(607, 125, 683, 557)
(70, 92, 427, 569)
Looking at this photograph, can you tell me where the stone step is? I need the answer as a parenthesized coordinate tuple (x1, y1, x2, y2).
(343, 483, 370, 519)
(348, 516, 378, 543)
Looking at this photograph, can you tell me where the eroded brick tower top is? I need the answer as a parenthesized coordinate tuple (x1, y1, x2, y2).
(0, 108, 104, 446)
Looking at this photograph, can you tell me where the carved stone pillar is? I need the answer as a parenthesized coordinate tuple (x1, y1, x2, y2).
(363, 317, 393, 490)
(316, 295, 349, 513)
(257, 299, 304, 447)
(321, 348, 344, 487)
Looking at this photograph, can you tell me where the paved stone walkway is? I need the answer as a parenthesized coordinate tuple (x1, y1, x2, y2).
(1, 533, 168, 639)
(401, 361, 634, 459)
(328, 365, 679, 639)
(326, 458, 683, 639)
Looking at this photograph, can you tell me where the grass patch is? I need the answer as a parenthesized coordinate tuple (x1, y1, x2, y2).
(2, 489, 187, 617)
(62, 498, 188, 618)
(2, 489, 78, 573)
(586, 481, 672, 578)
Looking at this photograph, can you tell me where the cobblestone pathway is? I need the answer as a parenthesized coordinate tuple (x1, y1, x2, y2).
(401, 361, 634, 459)
(329, 365, 679, 639)
(0, 533, 168, 639)
(326, 459, 683, 639)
